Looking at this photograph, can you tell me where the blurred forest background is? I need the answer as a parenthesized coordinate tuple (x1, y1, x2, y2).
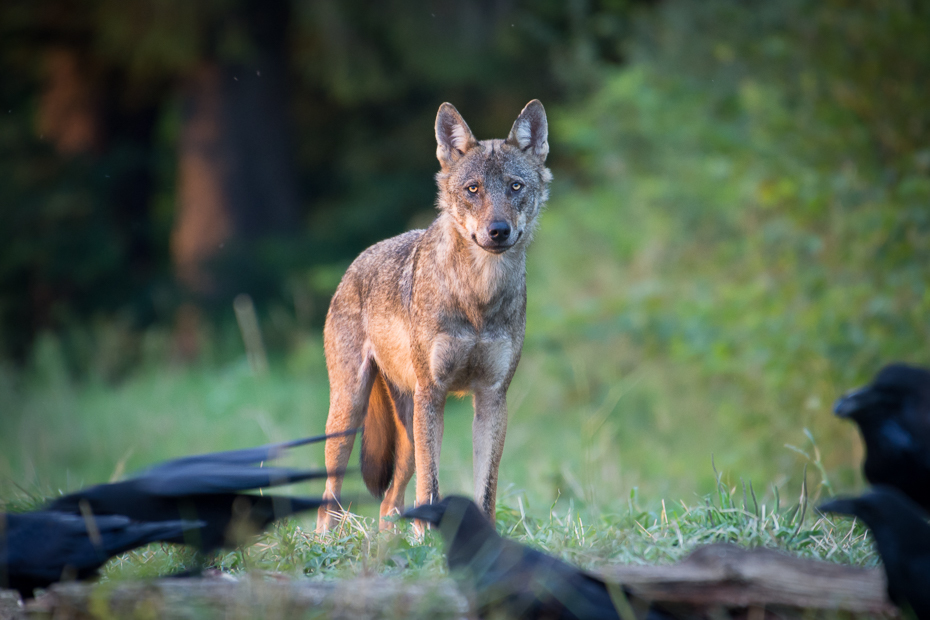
(1, 0, 928, 515)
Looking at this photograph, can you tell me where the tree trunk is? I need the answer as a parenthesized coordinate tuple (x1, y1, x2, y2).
(172, 61, 233, 297)
(172, 52, 300, 299)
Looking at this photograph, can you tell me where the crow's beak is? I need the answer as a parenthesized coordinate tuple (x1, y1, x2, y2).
(833, 386, 880, 418)
(401, 503, 445, 525)
(818, 497, 859, 517)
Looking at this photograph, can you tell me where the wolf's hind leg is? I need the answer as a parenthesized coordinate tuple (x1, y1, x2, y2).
(316, 352, 377, 533)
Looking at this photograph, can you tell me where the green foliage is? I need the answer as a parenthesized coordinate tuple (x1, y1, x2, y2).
(509, 0, 930, 504)
(0, 0, 635, 361)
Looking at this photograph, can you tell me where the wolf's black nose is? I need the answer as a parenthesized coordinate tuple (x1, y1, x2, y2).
(488, 221, 511, 242)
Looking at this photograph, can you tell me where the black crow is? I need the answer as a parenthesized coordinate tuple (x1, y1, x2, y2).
(402, 496, 667, 620)
(820, 486, 930, 619)
(1, 511, 201, 598)
(834, 363, 930, 510)
(45, 431, 352, 553)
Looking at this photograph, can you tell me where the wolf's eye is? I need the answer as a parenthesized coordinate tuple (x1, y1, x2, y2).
(467, 184, 479, 194)
(511, 182, 523, 191)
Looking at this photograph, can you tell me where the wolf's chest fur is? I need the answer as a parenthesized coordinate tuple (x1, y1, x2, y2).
(360, 221, 527, 396)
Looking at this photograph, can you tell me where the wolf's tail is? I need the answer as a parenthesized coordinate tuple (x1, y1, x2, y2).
(360, 370, 397, 497)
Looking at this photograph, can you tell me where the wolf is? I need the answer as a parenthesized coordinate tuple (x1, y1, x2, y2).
(315, 100, 551, 532)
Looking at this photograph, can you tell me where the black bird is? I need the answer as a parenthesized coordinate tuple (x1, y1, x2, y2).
(403, 496, 667, 620)
(1, 511, 202, 599)
(834, 363, 930, 511)
(46, 431, 352, 553)
(820, 486, 930, 619)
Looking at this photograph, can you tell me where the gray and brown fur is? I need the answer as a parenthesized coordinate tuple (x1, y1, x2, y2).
(316, 100, 551, 531)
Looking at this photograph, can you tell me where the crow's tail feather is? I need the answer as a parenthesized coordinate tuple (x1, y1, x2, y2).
(273, 496, 331, 515)
(104, 518, 205, 556)
(279, 428, 361, 451)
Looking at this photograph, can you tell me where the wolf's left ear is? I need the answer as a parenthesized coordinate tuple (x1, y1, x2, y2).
(507, 100, 548, 162)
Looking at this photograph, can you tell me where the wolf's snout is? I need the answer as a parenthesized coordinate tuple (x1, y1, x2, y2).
(487, 221, 511, 243)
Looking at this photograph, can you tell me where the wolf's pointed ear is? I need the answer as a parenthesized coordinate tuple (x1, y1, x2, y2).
(436, 103, 478, 171)
(507, 100, 548, 162)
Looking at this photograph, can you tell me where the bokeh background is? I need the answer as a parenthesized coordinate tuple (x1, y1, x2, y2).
(1, 0, 928, 517)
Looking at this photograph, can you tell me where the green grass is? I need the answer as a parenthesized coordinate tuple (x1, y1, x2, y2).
(0, 340, 877, 593)
(73, 461, 881, 586)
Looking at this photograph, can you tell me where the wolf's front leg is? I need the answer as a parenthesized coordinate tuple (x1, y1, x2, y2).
(412, 386, 446, 512)
(472, 387, 508, 521)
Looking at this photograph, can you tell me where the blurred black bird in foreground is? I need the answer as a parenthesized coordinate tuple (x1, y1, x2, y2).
(834, 363, 930, 511)
(46, 431, 354, 554)
(1, 511, 202, 599)
(403, 496, 669, 620)
(820, 486, 930, 619)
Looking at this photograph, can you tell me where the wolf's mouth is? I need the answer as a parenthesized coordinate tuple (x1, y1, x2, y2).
(471, 233, 515, 254)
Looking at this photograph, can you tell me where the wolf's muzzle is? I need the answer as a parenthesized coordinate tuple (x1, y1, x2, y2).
(476, 220, 515, 253)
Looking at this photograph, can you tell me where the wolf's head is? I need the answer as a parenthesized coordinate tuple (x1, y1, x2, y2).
(434, 100, 552, 255)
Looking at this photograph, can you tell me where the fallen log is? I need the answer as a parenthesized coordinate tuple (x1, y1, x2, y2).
(0, 592, 21, 620)
(0, 544, 897, 619)
(4, 576, 469, 620)
(601, 543, 897, 618)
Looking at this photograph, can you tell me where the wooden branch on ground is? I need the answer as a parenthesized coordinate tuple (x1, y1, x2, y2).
(600, 543, 897, 617)
(2, 577, 469, 620)
(0, 544, 897, 619)
(0, 592, 21, 620)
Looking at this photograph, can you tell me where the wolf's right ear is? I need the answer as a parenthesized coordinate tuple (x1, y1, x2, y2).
(506, 100, 548, 162)
(436, 103, 478, 171)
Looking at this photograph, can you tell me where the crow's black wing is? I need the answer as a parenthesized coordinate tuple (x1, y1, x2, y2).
(135, 462, 331, 496)
(92, 514, 204, 560)
(167, 494, 330, 552)
(896, 552, 930, 619)
(472, 541, 622, 620)
(2, 512, 201, 585)
(142, 429, 357, 473)
(528, 550, 623, 620)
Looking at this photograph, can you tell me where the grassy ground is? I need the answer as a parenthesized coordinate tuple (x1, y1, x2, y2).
(92, 473, 877, 586)
(0, 341, 877, 592)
